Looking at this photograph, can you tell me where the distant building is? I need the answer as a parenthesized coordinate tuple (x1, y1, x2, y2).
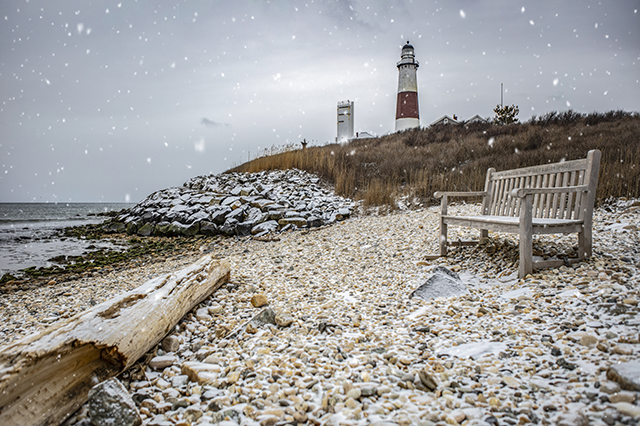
(337, 100, 354, 143)
(464, 114, 488, 124)
(353, 131, 375, 139)
(430, 115, 460, 126)
(395, 42, 420, 131)
(429, 114, 488, 126)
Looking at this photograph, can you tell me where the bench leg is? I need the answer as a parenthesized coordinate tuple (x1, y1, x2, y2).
(578, 223, 592, 260)
(480, 229, 488, 239)
(519, 230, 533, 278)
(439, 223, 448, 256)
(519, 194, 533, 279)
(439, 195, 448, 256)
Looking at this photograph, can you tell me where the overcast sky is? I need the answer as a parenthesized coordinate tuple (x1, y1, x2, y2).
(1, 1, 638, 202)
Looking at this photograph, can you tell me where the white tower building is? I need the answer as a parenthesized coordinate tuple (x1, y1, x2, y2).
(337, 100, 354, 143)
(395, 41, 420, 131)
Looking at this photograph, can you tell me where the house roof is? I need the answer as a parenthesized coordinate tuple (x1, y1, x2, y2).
(430, 115, 460, 126)
(464, 114, 488, 124)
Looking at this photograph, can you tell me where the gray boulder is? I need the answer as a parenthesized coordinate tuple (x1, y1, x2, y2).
(607, 361, 640, 391)
(181, 222, 200, 236)
(199, 221, 218, 236)
(137, 223, 154, 237)
(235, 221, 254, 237)
(209, 206, 232, 224)
(154, 221, 171, 236)
(87, 378, 141, 426)
(251, 220, 279, 235)
(220, 218, 239, 236)
(410, 266, 468, 301)
(125, 222, 139, 235)
(103, 222, 125, 233)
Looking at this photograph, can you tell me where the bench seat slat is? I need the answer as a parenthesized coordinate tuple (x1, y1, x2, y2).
(441, 215, 584, 235)
(442, 215, 582, 226)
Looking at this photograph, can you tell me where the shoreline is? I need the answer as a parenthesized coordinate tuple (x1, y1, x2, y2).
(0, 202, 132, 278)
(2, 200, 639, 425)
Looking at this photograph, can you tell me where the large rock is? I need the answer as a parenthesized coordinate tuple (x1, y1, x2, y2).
(181, 222, 200, 236)
(252, 220, 279, 235)
(199, 221, 218, 236)
(154, 222, 172, 236)
(209, 206, 232, 224)
(125, 222, 139, 235)
(137, 223, 154, 237)
(278, 217, 307, 227)
(607, 361, 640, 391)
(220, 218, 239, 236)
(103, 222, 125, 233)
(182, 362, 222, 385)
(251, 294, 269, 307)
(410, 266, 468, 300)
(87, 378, 141, 426)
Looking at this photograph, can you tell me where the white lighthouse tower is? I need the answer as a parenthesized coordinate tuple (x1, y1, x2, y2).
(337, 100, 354, 143)
(395, 41, 420, 131)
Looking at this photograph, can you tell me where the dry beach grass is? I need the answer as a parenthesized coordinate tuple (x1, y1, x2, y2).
(2, 198, 639, 425)
(232, 111, 640, 208)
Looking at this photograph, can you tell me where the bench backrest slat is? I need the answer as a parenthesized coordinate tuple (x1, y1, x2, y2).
(482, 150, 600, 220)
(550, 172, 563, 218)
(557, 171, 570, 218)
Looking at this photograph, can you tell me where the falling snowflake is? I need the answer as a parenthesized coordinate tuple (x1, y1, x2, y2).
(194, 138, 205, 153)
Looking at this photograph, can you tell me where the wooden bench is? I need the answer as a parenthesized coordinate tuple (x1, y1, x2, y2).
(434, 149, 601, 278)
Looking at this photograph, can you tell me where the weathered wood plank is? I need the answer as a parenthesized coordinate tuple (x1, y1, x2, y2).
(573, 170, 586, 219)
(581, 149, 601, 257)
(481, 168, 495, 215)
(0, 255, 230, 426)
(433, 191, 486, 198)
(550, 172, 562, 218)
(439, 195, 448, 256)
(491, 157, 589, 178)
(519, 194, 534, 278)
(511, 185, 589, 197)
(533, 258, 582, 269)
(566, 171, 577, 219)
(558, 171, 570, 219)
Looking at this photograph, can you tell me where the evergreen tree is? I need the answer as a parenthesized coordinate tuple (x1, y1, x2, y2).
(493, 104, 520, 125)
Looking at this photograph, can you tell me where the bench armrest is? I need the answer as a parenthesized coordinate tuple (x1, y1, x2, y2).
(510, 185, 589, 198)
(433, 191, 486, 199)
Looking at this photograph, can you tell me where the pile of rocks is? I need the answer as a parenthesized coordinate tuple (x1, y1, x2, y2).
(103, 169, 354, 238)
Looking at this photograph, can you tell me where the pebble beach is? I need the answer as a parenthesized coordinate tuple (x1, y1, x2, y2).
(2, 199, 639, 426)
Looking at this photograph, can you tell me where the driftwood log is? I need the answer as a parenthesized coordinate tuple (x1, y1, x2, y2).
(0, 255, 230, 426)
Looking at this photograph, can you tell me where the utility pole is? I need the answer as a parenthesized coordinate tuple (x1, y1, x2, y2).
(501, 83, 503, 107)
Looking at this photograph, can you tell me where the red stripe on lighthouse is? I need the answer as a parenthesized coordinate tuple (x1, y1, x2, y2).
(395, 91, 419, 120)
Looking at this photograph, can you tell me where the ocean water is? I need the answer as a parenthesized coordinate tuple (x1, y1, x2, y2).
(0, 203, 133, 277)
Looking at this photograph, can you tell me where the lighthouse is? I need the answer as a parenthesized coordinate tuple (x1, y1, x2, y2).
(395, 41, 420, 131)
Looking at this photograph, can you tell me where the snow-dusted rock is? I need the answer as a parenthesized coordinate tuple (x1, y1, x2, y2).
(105, 169, 355, 238)
(410, 266, 468, 301)
(607, 361, 640, 391)
(87, 378, 141, 426)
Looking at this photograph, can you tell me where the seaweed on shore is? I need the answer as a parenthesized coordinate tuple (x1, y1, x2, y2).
(4, 223, 223, 287)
